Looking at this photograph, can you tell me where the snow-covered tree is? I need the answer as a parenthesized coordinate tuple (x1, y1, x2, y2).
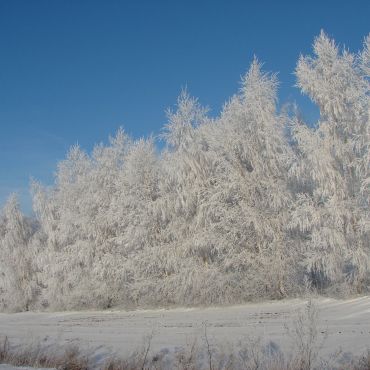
(0, 195, 40, 311)
(289, 31, 370, 292)
(201, 59, 295, 298)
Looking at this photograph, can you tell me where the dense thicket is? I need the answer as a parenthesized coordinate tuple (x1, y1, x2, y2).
(1, 32, 369, 311)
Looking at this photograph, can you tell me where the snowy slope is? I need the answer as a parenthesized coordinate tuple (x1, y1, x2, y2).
(0, 297, 369, 364)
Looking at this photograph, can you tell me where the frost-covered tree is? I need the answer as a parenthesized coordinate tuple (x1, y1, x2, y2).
(140, 62, 296, 304)
(0, 195, 40, 311)
(131, 91, 220, 304)
(31, 130, 132, 309)
(31, 129, 164, 309)
(201, 60, 295, 298)
(289, 31, 370, 292)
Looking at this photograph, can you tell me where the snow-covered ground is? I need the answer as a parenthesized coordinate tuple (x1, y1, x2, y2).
(0, 297, 370, 366)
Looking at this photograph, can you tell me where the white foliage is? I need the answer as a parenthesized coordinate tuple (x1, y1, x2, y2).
(291, 31, 370, 290)
(0, 195, 40, 311)
(1, 32, 370, 311)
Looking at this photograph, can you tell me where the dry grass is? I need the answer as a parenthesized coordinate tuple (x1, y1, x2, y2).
(0, 336, 89, 370)
(0, 335, 369, 370)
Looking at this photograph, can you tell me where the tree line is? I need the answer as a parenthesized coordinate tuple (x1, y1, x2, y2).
(1, 32, 369, 311)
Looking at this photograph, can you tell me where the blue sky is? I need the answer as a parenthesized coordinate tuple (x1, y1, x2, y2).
(0, 0, 369, 213)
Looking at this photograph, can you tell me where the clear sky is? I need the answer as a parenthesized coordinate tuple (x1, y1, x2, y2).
(0, 0, 369, 213)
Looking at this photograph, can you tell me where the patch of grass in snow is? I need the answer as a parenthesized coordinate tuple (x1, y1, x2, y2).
(0, 335, 370, 370)
(0, 336, 88, 370)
